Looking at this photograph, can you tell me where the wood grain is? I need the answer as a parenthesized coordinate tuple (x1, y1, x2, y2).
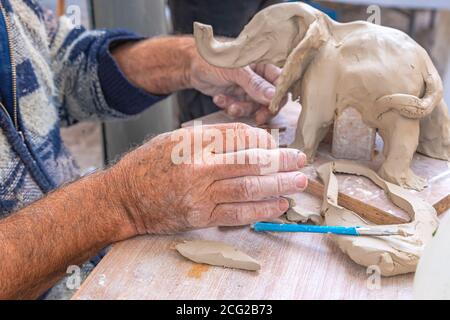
(56, 0, 65, 17)
(305, 180, 406, 225)
(435, 194, 450, 215)
(73, 228, 415, 300)
(306, 179, 448, 224)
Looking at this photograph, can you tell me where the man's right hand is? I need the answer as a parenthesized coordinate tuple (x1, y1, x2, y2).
(108, 123, 308, 236)
(0, 123, 307, 299)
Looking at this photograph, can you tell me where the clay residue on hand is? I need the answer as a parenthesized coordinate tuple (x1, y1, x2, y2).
(176, 240, 261, 271)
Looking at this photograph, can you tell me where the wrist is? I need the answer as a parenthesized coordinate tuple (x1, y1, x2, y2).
(180, 37, 198, 89)
(91, 168, 138, 242)
(112, 36, 197, 94)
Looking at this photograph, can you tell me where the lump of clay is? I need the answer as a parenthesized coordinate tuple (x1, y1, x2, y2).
(176, 240, 261, 271)
(284, 196, 323, 224)
(317, 161, 439, 276)
(194, 2, 450, 191)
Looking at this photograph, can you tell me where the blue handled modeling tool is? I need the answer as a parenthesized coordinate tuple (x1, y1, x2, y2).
(252, 222, 404, 236)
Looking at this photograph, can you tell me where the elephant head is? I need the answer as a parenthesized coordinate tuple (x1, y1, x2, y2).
(193, 2, 322, 68)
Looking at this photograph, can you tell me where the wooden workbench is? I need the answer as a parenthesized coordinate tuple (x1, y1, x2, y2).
(73, 102, 450, 300)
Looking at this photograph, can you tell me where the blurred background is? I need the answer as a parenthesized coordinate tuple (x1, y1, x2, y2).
(41, 0, 450, 173)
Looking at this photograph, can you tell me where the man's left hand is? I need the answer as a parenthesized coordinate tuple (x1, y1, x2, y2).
(190, 60, 281, 125)
(113, 37, 282, 125)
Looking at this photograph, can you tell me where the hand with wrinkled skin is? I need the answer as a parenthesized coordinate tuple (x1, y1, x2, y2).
(111, 123, 308, 234)
(113, 36, 283, 125)
(191, 62, 283, 125)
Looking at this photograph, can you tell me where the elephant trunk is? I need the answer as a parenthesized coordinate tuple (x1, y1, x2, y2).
(194, 22, 269, 68)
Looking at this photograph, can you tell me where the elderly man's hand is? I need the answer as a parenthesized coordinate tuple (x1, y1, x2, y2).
(189, 61, 281, 125)
(109, 123, 307, 235)
(113, 37, 282, 125)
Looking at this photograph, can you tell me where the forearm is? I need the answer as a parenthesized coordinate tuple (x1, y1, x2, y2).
(112, 36, 196, 95)
(0, 169, 134, 299)
(111, 35, 281, 126)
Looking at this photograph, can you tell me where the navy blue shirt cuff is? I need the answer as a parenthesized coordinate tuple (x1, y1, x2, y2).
(98, 34, 168, 115)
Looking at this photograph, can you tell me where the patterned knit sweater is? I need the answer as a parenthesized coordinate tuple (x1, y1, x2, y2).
(0, 0, 164, 217)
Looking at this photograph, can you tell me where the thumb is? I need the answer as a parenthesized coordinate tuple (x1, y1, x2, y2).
(235, 67, 276, 105)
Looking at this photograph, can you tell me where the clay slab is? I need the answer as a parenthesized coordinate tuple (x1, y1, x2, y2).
(176, 240, 261, 271)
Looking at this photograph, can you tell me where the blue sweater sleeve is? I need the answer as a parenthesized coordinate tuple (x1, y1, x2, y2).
(47, 16, 167, 125)
(97, 35, 168, 116)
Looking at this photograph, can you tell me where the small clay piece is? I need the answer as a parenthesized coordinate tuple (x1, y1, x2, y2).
(283, 196, 323, 224)
(317, 161, 439, 276)
(194, 2, 450, 191)
(176, 240, 261, 271)
(286, 206, 322, 224)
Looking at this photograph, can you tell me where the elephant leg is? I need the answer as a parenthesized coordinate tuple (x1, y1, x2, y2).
(417, 99, 450, 161)
(378, 114, 426, 190)
(291, 93, 335, 162)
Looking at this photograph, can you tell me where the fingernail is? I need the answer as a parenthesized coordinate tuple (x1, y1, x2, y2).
(256, 112, 267, 125)
(279, 198, 289, 212)
(229, 104, 240, 117)
(295, 174, 308, 190)
(214, 95, 225, 107)
(264, 87, 275, 100)
(297, 152, 307, 168)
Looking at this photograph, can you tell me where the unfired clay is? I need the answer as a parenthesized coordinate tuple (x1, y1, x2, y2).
(194, 2, 450, 191)
(284, 196, 322, 224)
(316, 161, 438, 276)
(176, 240, 261, 271)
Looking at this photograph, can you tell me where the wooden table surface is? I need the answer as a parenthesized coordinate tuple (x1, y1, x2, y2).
(73, 228, 414, 300)
(73, 102, 449, 300)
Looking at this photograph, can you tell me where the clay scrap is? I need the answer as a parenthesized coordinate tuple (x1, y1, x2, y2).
(283, 196, 322, 225)
(176, 240, 261, 271)
(316, 161, 439, 276)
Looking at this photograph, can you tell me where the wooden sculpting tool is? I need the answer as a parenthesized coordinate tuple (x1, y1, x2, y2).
(57, 0, 66, 17)
(252, 222, 405, 236)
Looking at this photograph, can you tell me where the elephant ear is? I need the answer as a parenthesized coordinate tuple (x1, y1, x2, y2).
(232, 38, 273, 67)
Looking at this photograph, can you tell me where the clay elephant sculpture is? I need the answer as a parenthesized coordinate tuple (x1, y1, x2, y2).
(194, 2, 450, 190)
